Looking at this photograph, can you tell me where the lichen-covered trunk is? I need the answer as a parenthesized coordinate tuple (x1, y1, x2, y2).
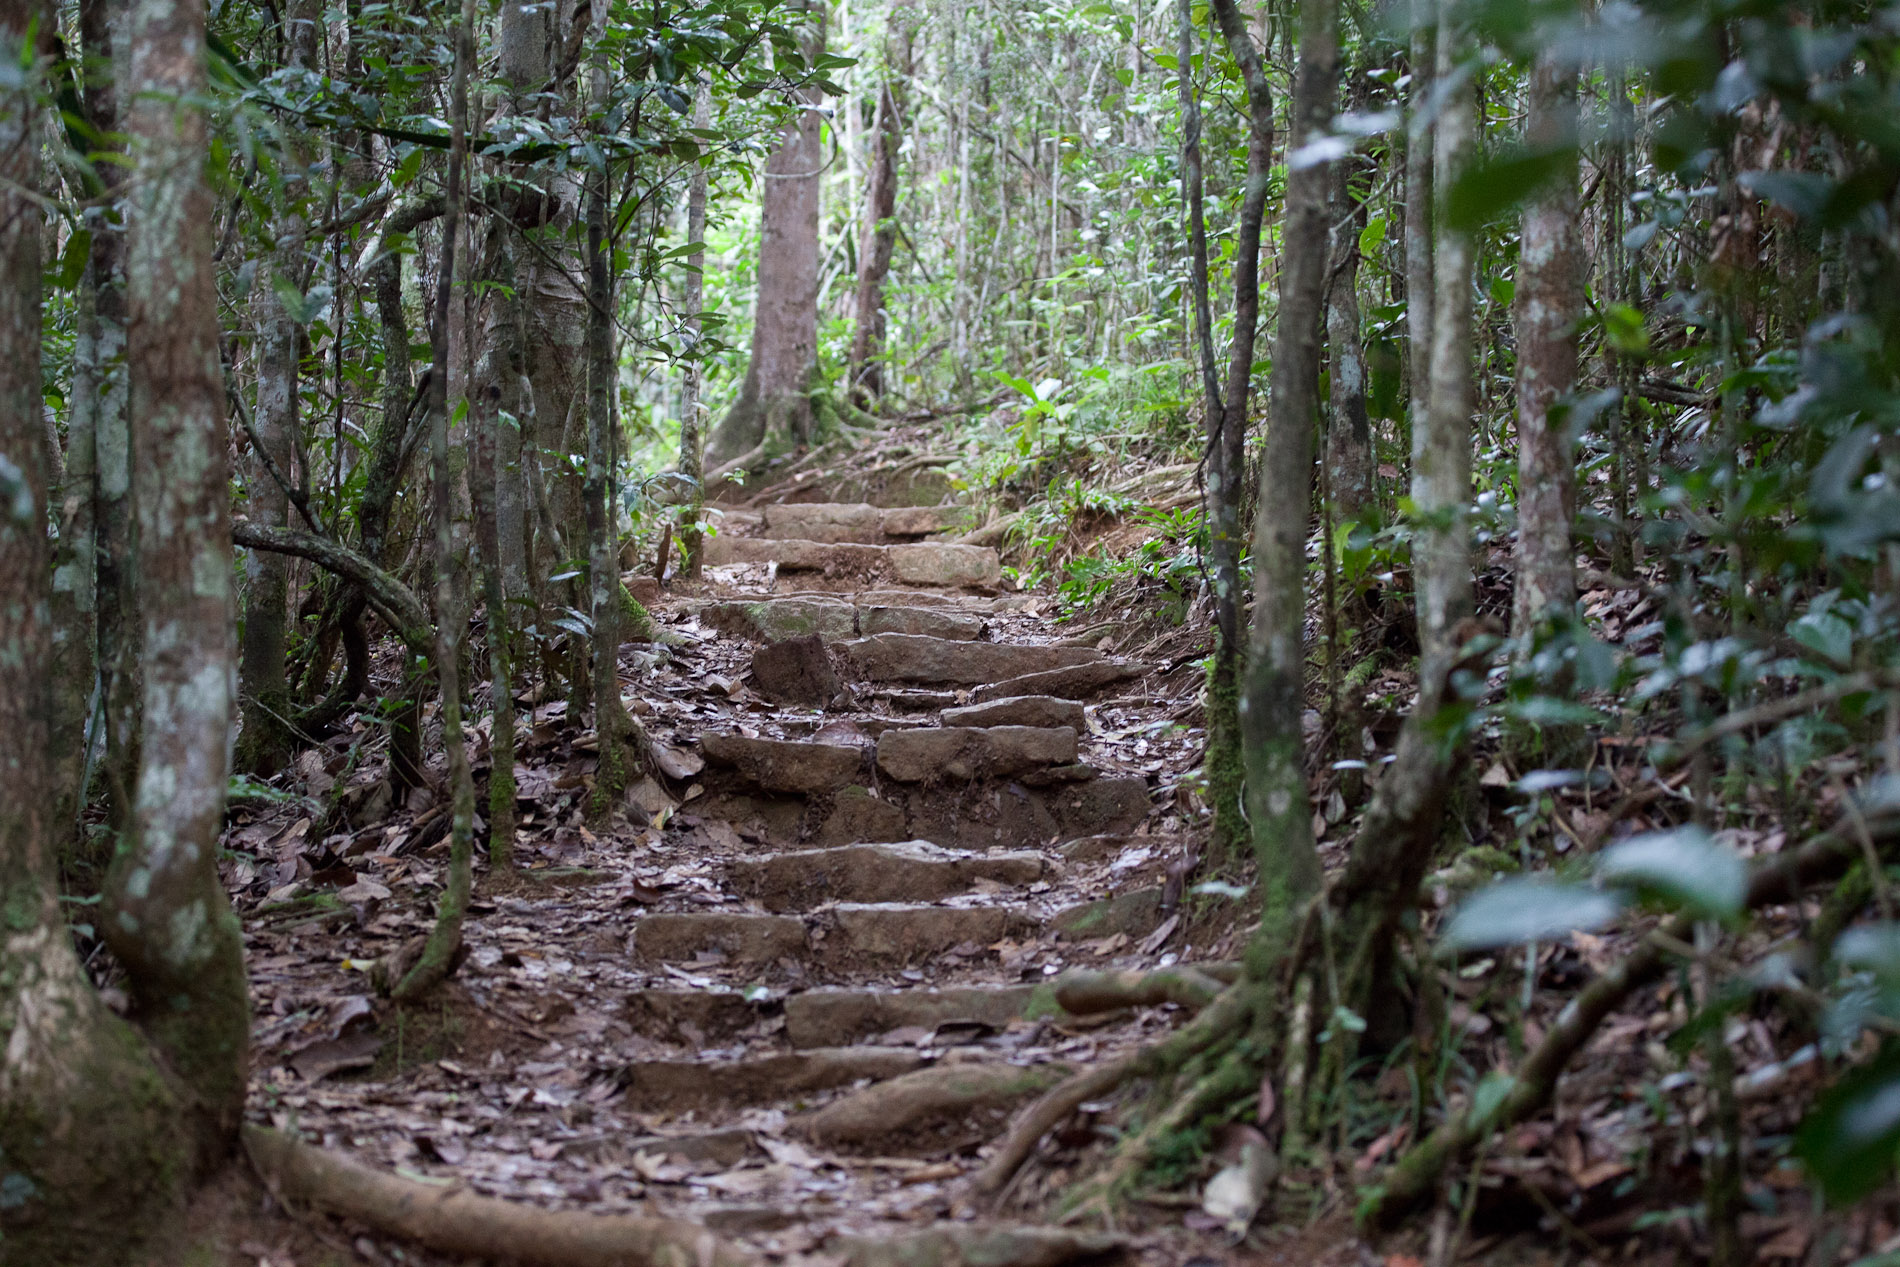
(470, 333, 517, 868)
(103, 0, 249, 1149)
(1326, 158, 1374, 525)
(1233, 0, 1335, 930)
(0, 16, 197, 1260)
(1510, 49, 1581, 639)
(677, 80, 710, 579)
(1402, 21, 1435, 444)
(1416, 18, 1476, 664)
(847, 64, 906, 403)
(704, 3, 825, 469)
(394, 0, 477, 1001)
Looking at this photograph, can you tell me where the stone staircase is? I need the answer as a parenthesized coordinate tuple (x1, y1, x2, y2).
(254, 493, 1213, 1255)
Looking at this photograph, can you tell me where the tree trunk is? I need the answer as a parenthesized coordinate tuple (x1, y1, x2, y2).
(1177, 0, 1245, 864)
(1233, 0, 1335, 915)
(236, 0, 320, 775)
(105, 0, 250, 1153)
(1403, 20, 1435, 449)
(704, 4, 825, 470)
(392, 0, 477, 1002)
(584, 44, 638, 817)
(848, 10, 913, 405)
(1326, 155, 1374, 525)
(677, 79, 710, 579)
(471, 336, 517, 868)
(1511, 49, 1581, 639)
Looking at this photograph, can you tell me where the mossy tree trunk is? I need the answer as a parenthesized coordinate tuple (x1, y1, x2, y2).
(676, 80, 710, 580)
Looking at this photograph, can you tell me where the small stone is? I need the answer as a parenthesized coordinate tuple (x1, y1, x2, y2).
(887, 543, 1003, 589)
(750, 634, 844, 707)
(816, 785, 910, 845)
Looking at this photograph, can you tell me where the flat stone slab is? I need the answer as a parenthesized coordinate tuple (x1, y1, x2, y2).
(700, 734, 864, 794)
(625, 987, 773, 1043)
(616, 1047, 926, 1111)
(876, 725, 1078, 782)
(730, 841, 1048, 911)
(631, 911, 807, 964)
(762, 502, 884, 542)
(1053, 887, 1166, 939)
(699, 599, 858, 643)
(879, 505, 971, 537)
(825, 903, 1032, 964)
(703, 538, 1001, 590)
(969, 659, 1150, 702)
(783, 985, 1047, 1047)
(858, 606, 984, 641)
(841, 634, 1102, 686)
(942, 695, 1087, 731)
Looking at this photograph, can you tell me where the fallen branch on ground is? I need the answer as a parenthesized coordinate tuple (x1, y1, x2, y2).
(245, 1125, 752, 1267)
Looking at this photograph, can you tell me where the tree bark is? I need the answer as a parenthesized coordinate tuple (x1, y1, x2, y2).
(1416, 14, 1476, 664)
(847, 8, 913, 405)
(1326, 155, 1374, 525)
(1403, 20, 1435, 449)
(393, 0, 477, 1002)
(105, 0, 250, 1152)
(677, 79, 710, 579)
(704, 3, 825, 470)
(236, 0, 320, 776)
(1511, 49, 1581, 639)
(1233, 0, 1335, 910)
(1177, 0, 1247, 864)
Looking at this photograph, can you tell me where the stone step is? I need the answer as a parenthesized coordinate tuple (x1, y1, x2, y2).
(839, 634, 1103, 686)
(729, 840, 1051, 911)
(703, 537, 1002, 590)
(699, 734, 866, 794)
(969, 659, 1150, 702)
(760, 502, 973, 544)
(614, 1046, 927, 1112)
(630, 904, 1037, 967)
(698, 598, 984, 644)
(782, 985, 1052, 1048)
(875, 726, 1078, 783)
(942, 695, 1087, 731)
(622, 981, 1054, 1048)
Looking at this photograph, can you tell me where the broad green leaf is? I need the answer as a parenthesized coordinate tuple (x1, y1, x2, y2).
(1446, 143, 1578, 233)
(1797, 1044, 1900, 1204)
(1597, 825, 1746, 920)
(1439, 879, 1622, 953)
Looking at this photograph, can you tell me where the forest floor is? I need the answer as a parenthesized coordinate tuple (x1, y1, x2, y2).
(153, 431, 1878, 1267)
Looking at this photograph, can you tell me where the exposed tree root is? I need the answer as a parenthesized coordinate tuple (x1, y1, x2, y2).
(1053, 964, 1234, 1015)
(1362, 811, 1881, 1231)
(973, 981, 1257, 1197)
(233, 522, 433, 657)
(244, 1126, 752, 1267)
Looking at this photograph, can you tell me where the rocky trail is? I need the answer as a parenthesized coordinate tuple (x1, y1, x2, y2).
(222, 481, 1278, 1266)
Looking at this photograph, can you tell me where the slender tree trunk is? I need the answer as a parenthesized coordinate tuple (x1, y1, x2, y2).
(83, 0, 141, 842)
(848, 10, 912, 405)
(1511, 49, 1581, 639)
(677, 79, 710, 579)
(470, 359, 516, 868)
(704, 2, 825, 469)
(1327, 156, 1374, 525)
(393, 0, 477, 1002)
(105, 0, 250, 1145)
(237, 0, 320, 775)
(584, 49, 637, 817)
(1175, 0, 1243, 861)
(1231, 0, 1335, 914)
(1416, 13, 1476, 663)
(1403, 20, 1435, 448)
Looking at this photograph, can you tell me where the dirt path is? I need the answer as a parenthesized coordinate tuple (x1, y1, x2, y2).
(232, 488, 1254, 1263)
